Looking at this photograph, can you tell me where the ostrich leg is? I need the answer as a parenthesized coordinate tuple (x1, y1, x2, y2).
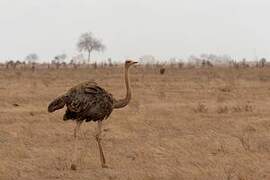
(96, 120, 108, 168)
(71, 120, 82, 170)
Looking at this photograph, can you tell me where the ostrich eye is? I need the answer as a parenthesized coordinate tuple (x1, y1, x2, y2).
(126, 60, 132, 64)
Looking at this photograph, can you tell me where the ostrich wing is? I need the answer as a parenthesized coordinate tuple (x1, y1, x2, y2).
(48, 81, 97, 113)
(64, 81, 114, 121)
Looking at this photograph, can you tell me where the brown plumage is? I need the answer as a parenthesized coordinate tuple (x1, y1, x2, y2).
(48, 60, 137, 170)
(48, 81, 114, 122)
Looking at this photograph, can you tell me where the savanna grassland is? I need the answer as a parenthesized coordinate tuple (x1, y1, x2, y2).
(1, 65, 270, 180)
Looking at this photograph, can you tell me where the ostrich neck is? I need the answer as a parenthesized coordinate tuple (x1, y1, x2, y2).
(113, 66, 131, 109)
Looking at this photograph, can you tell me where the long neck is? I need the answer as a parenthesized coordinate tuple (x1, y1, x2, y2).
(113, 66, 131, 109)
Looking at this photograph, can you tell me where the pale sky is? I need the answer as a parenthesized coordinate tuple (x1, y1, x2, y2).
(0, 0, 269, 62)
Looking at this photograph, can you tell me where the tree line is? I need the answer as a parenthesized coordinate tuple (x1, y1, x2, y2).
(3, 32, 106, 71)
(1, 31, 269, 71)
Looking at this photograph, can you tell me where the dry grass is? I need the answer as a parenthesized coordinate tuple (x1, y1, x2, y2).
(1, 66, 270, 179)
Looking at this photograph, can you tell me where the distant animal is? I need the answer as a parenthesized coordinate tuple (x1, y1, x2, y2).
(48, 60, 137, 170)
(160, 67, 165, 74)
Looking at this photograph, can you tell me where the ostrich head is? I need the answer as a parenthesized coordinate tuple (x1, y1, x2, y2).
(125, 59, 138, 68)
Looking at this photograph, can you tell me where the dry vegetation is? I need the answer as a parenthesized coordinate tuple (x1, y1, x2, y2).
(1, 65, 270, 180)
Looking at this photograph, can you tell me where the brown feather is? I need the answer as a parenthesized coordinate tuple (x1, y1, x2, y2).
(48, 81, 114, 122)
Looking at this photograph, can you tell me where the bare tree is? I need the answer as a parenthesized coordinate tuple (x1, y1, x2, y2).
(25, 53, 38, 72)
(25, 53, 38, 64)
(6, 60, 14, 70)
(260, 58, 267, 68)
(54, 54, 67, 69)
(70, 53, 84, 69)
(107, 57, 113, 67)
(77, 32, 105, 66)
(14, 60, 22, 69)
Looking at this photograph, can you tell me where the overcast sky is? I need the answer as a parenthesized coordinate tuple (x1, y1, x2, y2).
(0, 0, 269, 62)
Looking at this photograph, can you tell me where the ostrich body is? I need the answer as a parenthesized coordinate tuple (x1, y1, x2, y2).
(48, 60, 137, 169)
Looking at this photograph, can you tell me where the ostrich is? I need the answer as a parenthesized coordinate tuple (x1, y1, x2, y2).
(48, 60, 137, 170)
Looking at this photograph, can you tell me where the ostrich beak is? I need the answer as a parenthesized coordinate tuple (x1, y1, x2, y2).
(132, 61, 138, 64)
